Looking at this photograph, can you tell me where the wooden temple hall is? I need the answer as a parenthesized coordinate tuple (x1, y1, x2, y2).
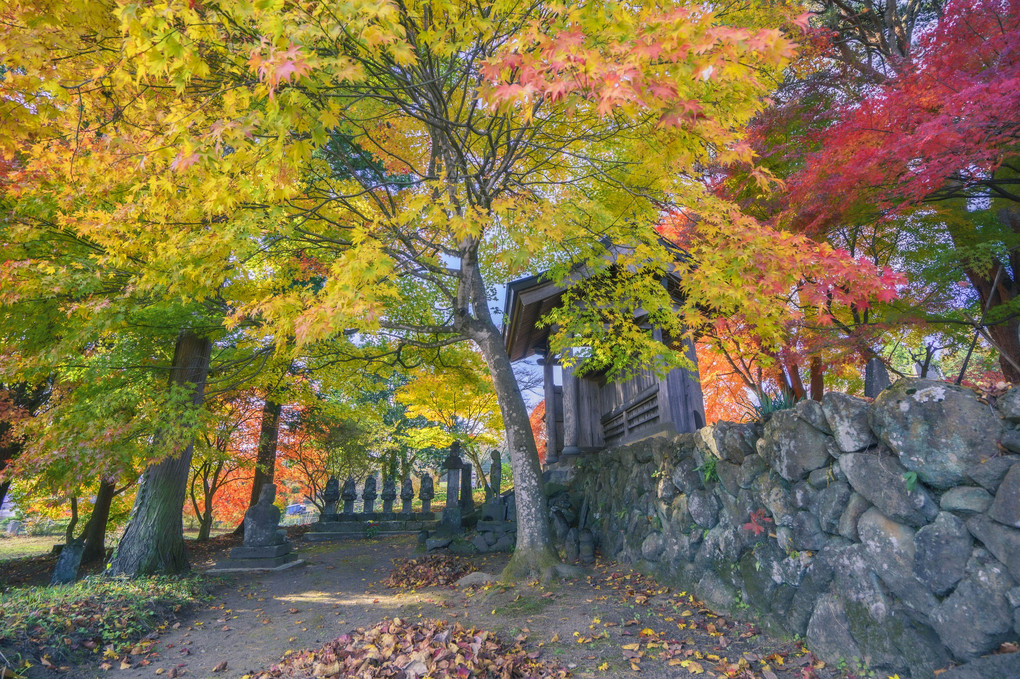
(503, 270, 707, 467)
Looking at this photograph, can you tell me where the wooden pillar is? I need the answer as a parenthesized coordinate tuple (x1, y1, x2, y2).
(542, 353, 560, 464)
(561, 356, 580, 456)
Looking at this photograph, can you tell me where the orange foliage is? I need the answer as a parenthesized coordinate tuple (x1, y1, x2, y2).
(529, 400, 547, 465)
(695, 343, 752, 424)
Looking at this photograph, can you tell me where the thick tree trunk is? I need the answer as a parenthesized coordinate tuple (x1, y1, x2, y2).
(472, 322, 559, 579)
(249, 399, 282, 508)
(197, 510, 212, 542)
(79, 479, 116, 563)
(809, 357, 824, 401)
(107, 331, 212, 577)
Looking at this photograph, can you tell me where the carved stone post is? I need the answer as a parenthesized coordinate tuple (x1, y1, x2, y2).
(381, 476, 397, 514)
(320, 476, 340, 521)
(865, 358, 892, 398)
(400, 477, 414, 514)
(460, 462, 475, 513)
(362, 475, 378, 514)
(419, 474, 435, 514)
(441, 443, 463, 531)
(341, 476, 357, 515)
(489, 450, 502, 499)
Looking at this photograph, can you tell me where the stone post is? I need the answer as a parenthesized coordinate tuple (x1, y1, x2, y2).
(341, 476, 357, 515)
(561, 357, 580, 456)
(441, 443, 463, 531)
(460, 462, 475, 513)
(865, 358, 892, 398)
(579, 528, 595, 565)
(489, 450, 502, 499)
(320, 476, 340, 521)
(419, 474, 435, 514)
(381, 476, 397, 513)
(362, 475, 378, 514)
(400, 477, 414, 514)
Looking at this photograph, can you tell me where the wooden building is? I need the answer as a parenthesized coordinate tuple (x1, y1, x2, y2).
(503, 268, 706, 465)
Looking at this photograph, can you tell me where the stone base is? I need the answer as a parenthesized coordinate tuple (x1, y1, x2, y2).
(229, 542, 293, 559)
(305, 519, 439, 542)
(208, 558, 305, 573)
(214, 552, 299, 570)
(316, 512, 436, 523)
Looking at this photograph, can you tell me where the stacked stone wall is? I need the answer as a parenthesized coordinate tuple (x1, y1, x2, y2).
(560, 379, 1020, 679)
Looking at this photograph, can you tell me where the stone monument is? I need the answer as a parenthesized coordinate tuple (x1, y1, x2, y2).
(320, 476, 340, 521)
(441, 443, 463, 532)
(341, 476, 358, 515)
(400, 477, 414, 514)
(864, 357, 891, 398)
(460, 461, 475, 514)
(381, 476, 397, 513)
(50, 538, 84, 585)
(420, 474, 435, 514)
(218, 484, 298, 570)
(362, 475, 378, 513)
(489, 450, 502, 499)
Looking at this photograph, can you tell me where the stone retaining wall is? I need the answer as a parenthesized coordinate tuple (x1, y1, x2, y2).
(558, 379, 1020, 679)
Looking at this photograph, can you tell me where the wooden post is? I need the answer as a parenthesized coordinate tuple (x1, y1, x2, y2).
(561, 356, 580, 456)
(542, 352, 560, 464)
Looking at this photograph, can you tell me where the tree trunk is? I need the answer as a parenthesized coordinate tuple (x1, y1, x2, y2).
(249, 398, 282, 507)
(809, 357, 824, 401)
(107, 331, 212, 577)
(79, 479, 116, 563)
(472, 322, 559, 579)
(0, 480, 9, 516)
(197, 511, 212, 542)
(65, 496, 78, 544)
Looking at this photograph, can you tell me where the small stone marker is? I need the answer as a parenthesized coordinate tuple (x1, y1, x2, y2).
(400, 477, 414, 514)
(341, 476, 357, 515)
(5, 519, 21, 536)
(419, 474, 435, 514)
(50, 538, 84, 585)
(460, 462, 475, 514)
(864, 358, 891, 398)
(381, 476, 397, 514)
(218, 483, 298, 570)
(489, 450, 502, 499)
(320, 476, 340, 520)
(565, 527, 579, 563)
(362, 475, 378, 513)
(579, 528, 595, 565)
(442, 443, 463, 532)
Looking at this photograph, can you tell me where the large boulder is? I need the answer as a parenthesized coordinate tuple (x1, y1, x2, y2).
(996, 385, 1020, 422)
(914, 512, 973, 597)
(698, 421, 757, 464)
(838, 492, 871, 541)
(870, 379, 1001, 489)
(839, 450, 939, 527)
(792, 512, 828, 551)
(930, 549, 1016, 662)
(811, 480, 852, 534)
(965, 453, 1020, 493)
(688, 490, 720, 529)
(936, 653, 1020, 679)
(806, 594, 862, 663)
(856, 508, 937, 616)
(821, 392, 877, 453)
(759, 403, 832, 482)
(988, 463, 1020, 528)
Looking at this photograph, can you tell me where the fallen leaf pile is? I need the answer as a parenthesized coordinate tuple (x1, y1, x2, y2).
(261, 617, 568, 678)
(384, 555, 477, 590)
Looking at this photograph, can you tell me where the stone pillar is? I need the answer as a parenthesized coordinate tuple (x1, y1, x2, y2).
(419, 474, 435, 514)
(460, 462, 475, 513)
(341, 476, 357, 515)
(400, 477, 414, 514)
(561, 358, 580, 456)
(320, 476, 340, 521)
(865, 358, 891, 398)
(441, 443, 463, 531)
(381, 476, 397, 513)
(362, 475, 378, 514)
(489, 450, 502, 499)
(542, 353, 560, 465)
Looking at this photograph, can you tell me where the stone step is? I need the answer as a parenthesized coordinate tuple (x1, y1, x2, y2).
(305, 521, 440, 541)
(315, 512, 437, 523)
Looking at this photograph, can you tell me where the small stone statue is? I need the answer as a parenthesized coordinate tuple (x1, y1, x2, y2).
(419, 474, 435, 513)
(400, 477, 414, 514)
(362, 475, 378, 513)
(579, 528, 595, 565)
(381, 476, 397, 513)
(460, 462, 475, 513)
(489, 450, 502, 499)
(341, 476, 358, 514)
(320, 476, 340, 520)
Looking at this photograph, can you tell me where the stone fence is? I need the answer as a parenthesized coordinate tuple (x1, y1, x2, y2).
(555, 378, 1020, 679)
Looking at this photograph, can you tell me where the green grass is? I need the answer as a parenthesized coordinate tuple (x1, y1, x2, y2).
(0, 536, 59, 561)
(0, 574, 211, 666)
(491, 594, 551, 617)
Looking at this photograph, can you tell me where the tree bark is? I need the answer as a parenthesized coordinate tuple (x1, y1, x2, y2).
(809, 357, 825, 401)
(79, 479, 116, 563)
(65, 496, 78, 544)
(472, 322, 559, 579)
(249, 398, 282, 508)
(107, 331, 212, 577)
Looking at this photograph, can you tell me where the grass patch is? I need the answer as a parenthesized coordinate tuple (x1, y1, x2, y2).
(491, 594, 551, 617)
(0, 574, 212, 667)
(0, 536, 58, 561)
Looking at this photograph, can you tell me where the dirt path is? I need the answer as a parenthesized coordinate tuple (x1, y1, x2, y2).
(63, 536, 845, 679)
